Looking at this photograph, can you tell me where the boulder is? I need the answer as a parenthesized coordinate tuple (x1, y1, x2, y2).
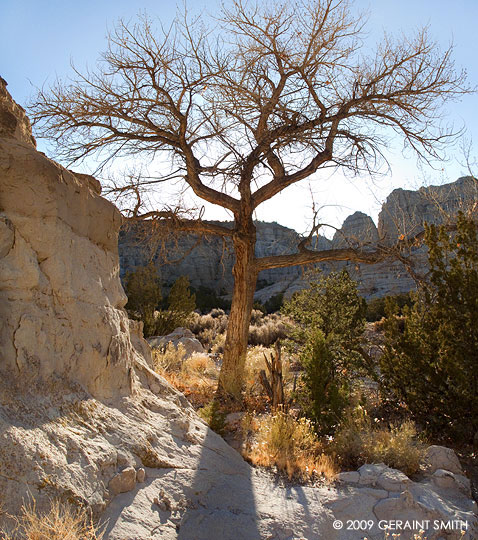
(148, 327, 205, 358)
(422, 445, 463, 475)
(108, 467, 137, 496)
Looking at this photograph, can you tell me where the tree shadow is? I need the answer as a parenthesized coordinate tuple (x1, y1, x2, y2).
(176, 427, 261, 540)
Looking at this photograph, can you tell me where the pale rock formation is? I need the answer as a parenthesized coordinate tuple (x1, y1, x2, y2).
(118, 177, 477, 303)
(378, 177, 478, 245)
(0, 78, 200, 518)
(148, 327, 205, 358)
(331, 211, 379, 249)
(0, 77, 36, 146)
(423, 445, 464, 476)
(103, 447, 477, 540)
(119, 220, 329, 296)
(1, 81, 476, 540)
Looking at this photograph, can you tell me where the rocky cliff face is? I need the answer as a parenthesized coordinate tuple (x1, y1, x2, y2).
(0, 78, 202, 518)
(119, 177, 476, 302)
(119, 220, 315, 293)
(0, 80, 134, 400)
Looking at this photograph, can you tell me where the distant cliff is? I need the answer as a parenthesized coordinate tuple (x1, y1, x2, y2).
(118, 176, 477, 302)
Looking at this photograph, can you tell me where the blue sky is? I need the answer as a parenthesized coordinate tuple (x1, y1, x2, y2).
(1, 0, 477, 234)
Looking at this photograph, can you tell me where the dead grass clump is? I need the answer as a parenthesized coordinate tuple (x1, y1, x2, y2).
(1, 500, 103, 540)
(248, 313, 289, 347)
(152, 343, 185, 372)
(333, 409, 424, 476)
(153, 347, 219, 408)
(182, 353, 218, 378)
(242, 411, 337, 481)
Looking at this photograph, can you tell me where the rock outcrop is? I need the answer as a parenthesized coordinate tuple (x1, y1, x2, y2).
(0, 77, 201, 518)
(119, 176, 477, 302)
(331, 211, 379, 249)
(1, 81, 476, 539)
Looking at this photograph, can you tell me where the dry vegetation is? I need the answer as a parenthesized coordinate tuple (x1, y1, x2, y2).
(241, 411, 338, 481)
(153, 307, 426, 483)
(332, 408, 425, 476)
(153, 344, 219, 407)
(0, 501, 103, 540)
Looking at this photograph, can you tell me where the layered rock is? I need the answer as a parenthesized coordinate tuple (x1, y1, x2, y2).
(331, 211, 379, 249)
(0, 79, 133, 400)
(118, 177, 477, 302)
(119, 220, 316, 293)
(378, 176, 478, 244)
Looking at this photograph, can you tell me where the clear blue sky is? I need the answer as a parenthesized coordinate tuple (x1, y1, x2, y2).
(1, 0, 477, 234)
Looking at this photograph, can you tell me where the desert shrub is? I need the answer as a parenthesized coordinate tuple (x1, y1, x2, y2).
(380, 212, 478, 440)
(153, 346, 218, 407)
(297, 330, 349, 435)
(182, 353, 218, 378)
(1, 500, 103, 540)
(365, 293, 412, 322)
(248, 320, 289, 346)
(264, 293, 284, 314)
(332, 408, 424, 476)
(198, 400, 227, 435)
(124, 263, 162, 336)
(190, 311, 228, 349)
(192, 286, 230, 312)
(248, 312, 289, 346)
(283, 269, 370, 376)
(152, 343, 185, 372)
(125, 268, 196, 337)
(283, 270, 371, 434)
(249, 308, 264, 325)
(242, 411, 337, 481)
(252, 301, 266, 314)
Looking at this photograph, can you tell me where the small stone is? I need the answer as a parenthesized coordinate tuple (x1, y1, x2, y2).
(136, 467, 146, 483)
(108, 466, 137, 496)
(336, 471, 360, 484)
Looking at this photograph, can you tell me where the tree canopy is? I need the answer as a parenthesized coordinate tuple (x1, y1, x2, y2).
(31, 0, 470, 400)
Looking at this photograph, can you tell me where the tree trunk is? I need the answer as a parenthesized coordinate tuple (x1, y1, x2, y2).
(217, 229, 258, 401)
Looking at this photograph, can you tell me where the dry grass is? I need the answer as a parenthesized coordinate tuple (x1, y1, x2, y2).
(332, 408, 425, 476)
(0, 500, 102, 540)
(153, 346, 219, 407)
(248, 312, 289, 347)
(241, 411, 337, 481)
(190, 309, 289, 350)
(190, 311, 228, 349)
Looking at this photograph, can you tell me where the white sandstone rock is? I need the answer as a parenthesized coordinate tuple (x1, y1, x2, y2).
(108, 467, 137, 495)
(148, 327, 205, 359)
(422, 445, 463, 475)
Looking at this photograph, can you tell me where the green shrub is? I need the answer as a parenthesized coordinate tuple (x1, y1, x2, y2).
(264, 293, 284, 313)
(380, 212, 478, 440)
(198, 400, 227, 435)
(153, 275, 196, 334)
(124, 263, 162, 336)
(365, 293, 412, 322)
(125, 267, 196, 337)
(283, 269, 370, 376)
(298, 330, 349, 435)
(192, 285, 231, 312)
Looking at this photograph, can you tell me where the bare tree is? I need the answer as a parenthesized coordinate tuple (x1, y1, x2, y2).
(30, 0, 469, 401)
